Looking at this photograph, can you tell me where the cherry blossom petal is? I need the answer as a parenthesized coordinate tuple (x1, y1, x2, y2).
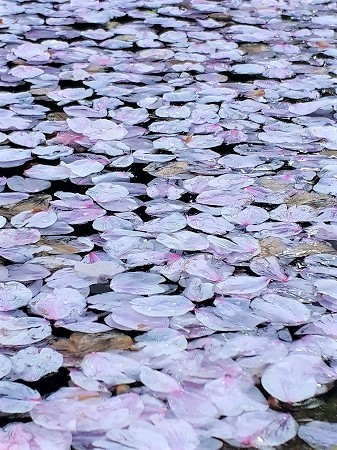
(0, 381, 40, 413)
(131, 295, 194, 317)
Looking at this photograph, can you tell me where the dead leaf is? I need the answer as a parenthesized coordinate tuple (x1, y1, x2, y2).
(182, 134, 194, 143)
(245, 89, 265, 99)
(259, 177, 289, 191)
(52, 331, 133, 356)
(320, 150, 337, 157)
(106, 21, 118, 30)
(144, 161, 188, 177)
(47, 112, 68, 121)
(260, 237, 286, 257)
(86, 65, 106, 73)
(37, 238, 79, 255)
(240, 43, 270, 54)
(0, 195, 51, 219)
(283, 242, 336, 258)
(115, 384, 130, 395)
(286, 191, 337, 208)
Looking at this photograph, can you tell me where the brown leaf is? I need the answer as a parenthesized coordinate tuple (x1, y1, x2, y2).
(106, 21, 118, 30)
(259, 177, 289, 191)
(86, 65, 107, 73)
(47, 112, 68, 121)
(260, 237, 286, 257)
(244, 89, 265, 99)
(52, 331, 133, 356)
(0, 195, 51, 219)
(284, 242, 336, 258)
(115, 384, 130, 395)
(209, 13, 231, 20)
(144, 161, 188, 177)
(182, 134, 194, 143)
(286, 191, 337, 208)
(240, 43, 270, 54)
(320, 150, 337, 157)
(37, 238, 79, 255)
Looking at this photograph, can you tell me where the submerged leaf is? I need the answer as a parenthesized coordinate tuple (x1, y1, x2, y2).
(52, 331, 133, 355)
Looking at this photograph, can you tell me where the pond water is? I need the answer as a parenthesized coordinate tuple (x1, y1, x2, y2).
(0, 0, 337, 448)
